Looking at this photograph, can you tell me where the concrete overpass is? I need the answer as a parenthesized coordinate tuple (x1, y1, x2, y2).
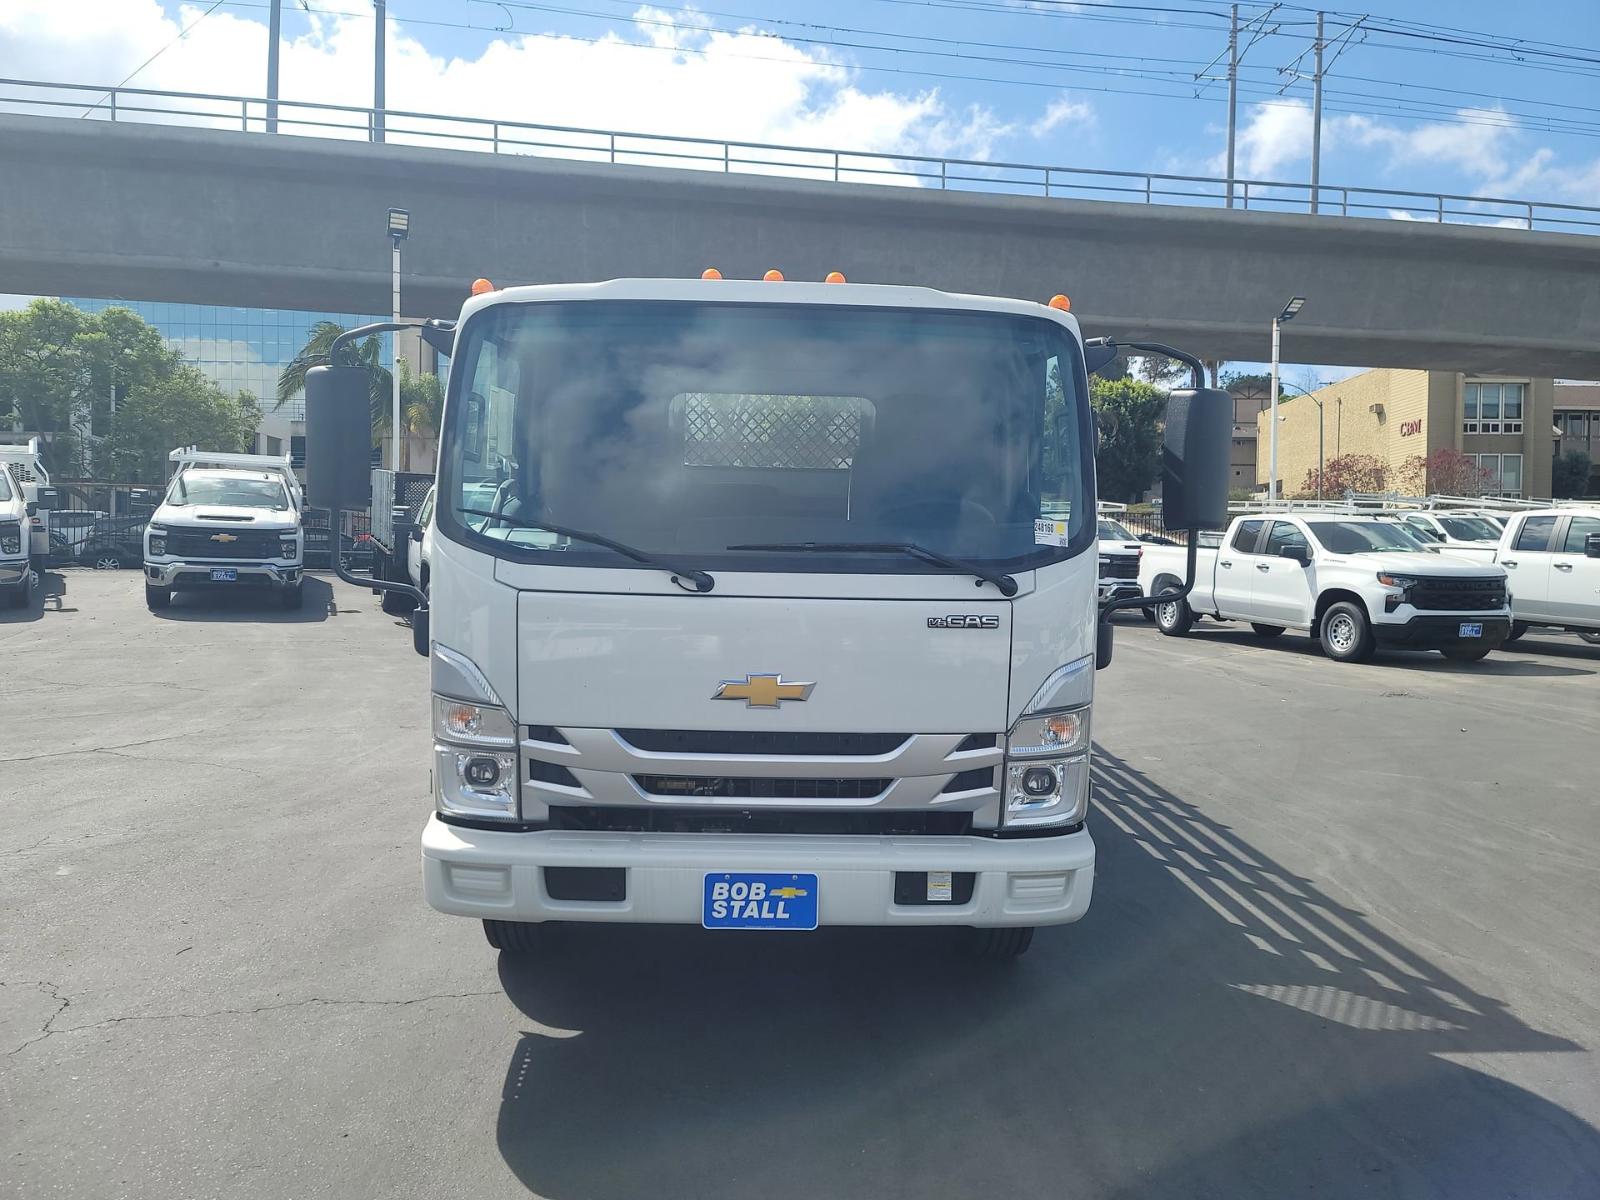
(1, 113, 1597, 376)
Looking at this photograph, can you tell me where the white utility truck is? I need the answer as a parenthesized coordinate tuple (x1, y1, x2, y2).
(305, 276, 1231, 958)
(0, 437, 52, 567)
(142, 447, 305, 611)
(1140, 511, 1512, 662)
(0, 461, 37, 608)
(1493, 506, 1600, 645)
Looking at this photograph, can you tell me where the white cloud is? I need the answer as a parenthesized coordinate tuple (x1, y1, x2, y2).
(0, 0, 1010, 169)
(1336, 108, 1515, 180)
(1031, 92, 1092, 139)
(1210, 99, 1312, 179)
(0, 294, 43, 312)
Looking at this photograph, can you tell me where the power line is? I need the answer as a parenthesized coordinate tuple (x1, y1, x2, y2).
(82, 0, 230, 117)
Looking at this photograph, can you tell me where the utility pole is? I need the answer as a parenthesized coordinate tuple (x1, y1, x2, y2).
(1226, 3, 1239, 208)
(373, 0, 386, 144)
(266, 0, 282, 134)
(1310, 11, 1324, 214)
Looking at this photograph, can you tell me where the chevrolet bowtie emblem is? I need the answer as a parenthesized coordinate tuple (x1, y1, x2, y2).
(210, 533, 238, 543)
(712, 674, 815, 708)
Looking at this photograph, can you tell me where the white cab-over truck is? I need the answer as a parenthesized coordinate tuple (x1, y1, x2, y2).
(0, 460, 38, 608)
(1140, 512, 1512, 662)
(142, 448, 306, 611)
(305, 277, 1230, 958)
(1493, 507, 1600, 644)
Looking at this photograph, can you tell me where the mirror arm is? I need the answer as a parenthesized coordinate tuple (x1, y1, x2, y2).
(1112, 340, 1207, 390)
(1100, 534, 1200, 618)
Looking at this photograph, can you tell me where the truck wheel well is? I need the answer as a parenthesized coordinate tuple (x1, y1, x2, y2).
(1315, 589, 1369, 625)
(1152, 573, 1183, 595)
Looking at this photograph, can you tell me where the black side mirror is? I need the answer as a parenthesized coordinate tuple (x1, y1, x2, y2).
(25, 501, 37, 517)
(1160, 388, 1232, 532)
(305, 364, 374, 513)
(412, 605, 430, 657)
(1282, 545, 1312, 566)
(1586, 534, 1600, 559)
(408, 525, 424, 543)
(1096, 616, 1114, 669)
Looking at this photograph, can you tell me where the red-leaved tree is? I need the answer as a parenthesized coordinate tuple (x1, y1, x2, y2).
(1298, 454, 1389, 498)
(1402, 449, 1490, 496)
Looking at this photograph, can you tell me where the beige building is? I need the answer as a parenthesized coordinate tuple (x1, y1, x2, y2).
(1257, 369, 1555, 499)
(1554, 382, 1600, 494)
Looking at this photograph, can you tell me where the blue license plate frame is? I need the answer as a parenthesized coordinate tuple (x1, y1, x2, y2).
(210, 568, 238, 582)
(702, 872, 819, 931)
(1459, 622, 1483, 638)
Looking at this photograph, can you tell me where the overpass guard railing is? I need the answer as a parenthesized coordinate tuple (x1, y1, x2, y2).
(2, 76, 1597, 235)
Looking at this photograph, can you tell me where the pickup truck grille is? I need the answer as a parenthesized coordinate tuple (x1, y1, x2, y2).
(167, 529, 281, 559)
(1099, 554, 1139, 580)
(1411, 577, 1506, 612)
(616, 730, 909, 755)
(548, 805, 972, 836)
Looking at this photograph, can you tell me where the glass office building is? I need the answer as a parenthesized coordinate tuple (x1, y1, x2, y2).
(67, 299, 386, 461)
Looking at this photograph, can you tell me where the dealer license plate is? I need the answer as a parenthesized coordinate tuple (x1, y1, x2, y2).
(1459, 622, 1483, 638)
(210, 568, 238, 582)
(702, 872, 818, 931)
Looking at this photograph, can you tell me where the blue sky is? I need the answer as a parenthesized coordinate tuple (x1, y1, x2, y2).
(3, 0, 1597, 384)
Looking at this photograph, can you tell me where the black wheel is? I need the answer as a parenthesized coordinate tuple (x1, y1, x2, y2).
(280, 582, 304, 610)
(1153, 586, 1194, 636)
(1250, 623, 1286, 638)
(145, 583, 171, 611)
(1140, 606, 1155, 624)
(1319, 600, 1374, 663)
(484, 919, 546, 954)
(1441, 644, 1492, 663)
(6, 580, 29, 609)
(1504, 621, 1528, 643)
(969, 927, 1034, 960)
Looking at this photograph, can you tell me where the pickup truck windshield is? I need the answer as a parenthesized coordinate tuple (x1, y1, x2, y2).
(1307, 521, 1430, 554)
(169, 476, 289, 510)
(439, 300, 1093, 573)
(1098, 518, 1135, 540)
(1439, 516, 1501, 541)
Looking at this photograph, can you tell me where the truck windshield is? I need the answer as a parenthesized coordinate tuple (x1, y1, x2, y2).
(1438, 516, 1501, 541)
(1098, 519, 1135, 541)
(169, 476, 289, 510)
(1307, 521, 1430, 554)
(439, 300, 1093, 574)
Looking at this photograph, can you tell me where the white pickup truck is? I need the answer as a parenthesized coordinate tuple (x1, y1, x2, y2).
(1493, 507, 1600, 645)
(1139, 512, 1512, 663)
(0, 464, 37, 608)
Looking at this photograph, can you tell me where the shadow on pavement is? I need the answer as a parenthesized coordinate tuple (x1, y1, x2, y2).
(1186, 622, 1595, 677)
(491, 749, 1598, 1199)
(149, 576, 334, 623)
(0, 571, 71, 623)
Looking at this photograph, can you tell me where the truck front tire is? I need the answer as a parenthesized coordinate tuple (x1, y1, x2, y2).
(1319, 601, 1374, 663)
(1505, 621, 1528, 643)
(1441, 644, 1492, 663)
(6, 580, 29, 609)
(1154, 591, 1194, 636)
(145, 583, 171, 611)
(483, 919, 545, 954)
(970, 927, 1034, 959)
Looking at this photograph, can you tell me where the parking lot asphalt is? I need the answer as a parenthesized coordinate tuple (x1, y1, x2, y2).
(3, 571, 1599, 1200)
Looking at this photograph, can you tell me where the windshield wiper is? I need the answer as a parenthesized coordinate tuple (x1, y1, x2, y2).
(459, 508, 714, 593)
(727, 541, 1018, 597)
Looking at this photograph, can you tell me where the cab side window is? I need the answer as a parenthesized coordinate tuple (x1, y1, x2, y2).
(1562, 516, 1600, 554)
(1264, 521, 1310, 558)
(1513, 515, 1558, 552)
(1231, 519, 1266, 553)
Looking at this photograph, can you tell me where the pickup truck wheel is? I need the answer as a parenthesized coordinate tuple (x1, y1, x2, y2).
(1154, 593, 1194, 636)
(1250, 623, 1286, 638)
(145, 583, 171, 611)
(1319, 601, 1374, 663)
(1503, 621, 1528, 643)
(1441, 645, 1492, 663)
(970, 927, 1034, 959)
(483, 919, 545, 954)
(6, 580, 29, 609)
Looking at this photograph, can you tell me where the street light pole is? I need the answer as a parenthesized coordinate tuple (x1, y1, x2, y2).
(1312, 396, 1325, 499)
(1268, 296, 1306, 500)
(386, 208, 410, 471)
(266, 0, 282, 134)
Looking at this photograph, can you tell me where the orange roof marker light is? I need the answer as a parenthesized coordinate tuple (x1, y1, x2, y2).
(1048, 294, 1072, 312)
(701, 268, 723, 280)
(824, 271, 847, 284)
(763, 269, 785, 282)
(470, 277, 496, 296)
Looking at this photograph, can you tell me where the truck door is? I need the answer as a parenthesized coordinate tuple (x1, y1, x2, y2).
(1214, 518, 1265, 618)
(1500, 514, 1559, 621)
(1253, 520, 1316, 626)
(1548, 515, 1600, 625)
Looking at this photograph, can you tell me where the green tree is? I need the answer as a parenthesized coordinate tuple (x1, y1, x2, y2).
(1090, 376, 1167, 502)
(399, 357, 444, 443)
(98, 368, 260, 482)
(1553, 449, 1593, 499)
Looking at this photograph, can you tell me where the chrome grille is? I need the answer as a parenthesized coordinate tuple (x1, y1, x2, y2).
(168, 529, 281, 559)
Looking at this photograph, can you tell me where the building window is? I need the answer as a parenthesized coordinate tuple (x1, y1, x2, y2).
(1470, 452, 1523, 498)
(1464, 381, 1524, 435)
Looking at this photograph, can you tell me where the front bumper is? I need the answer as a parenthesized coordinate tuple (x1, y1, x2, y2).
(145, 561, 300, 588)
(1373, 614, 1511, 649)
(422, 815, 1095, 927)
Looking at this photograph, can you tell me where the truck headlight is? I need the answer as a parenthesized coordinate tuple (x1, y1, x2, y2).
(1004, 707, 1090, 828)
(147, 525, 167, 556)
(280, 536, 298, 559)
(435, 746, 518, 820)
(433, 697, 516, 747)
(0, 526, 19, 556)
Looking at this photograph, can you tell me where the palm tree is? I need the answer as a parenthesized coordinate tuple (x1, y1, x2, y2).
(276, 321, 393, 439)
(399, 358, 444, 442)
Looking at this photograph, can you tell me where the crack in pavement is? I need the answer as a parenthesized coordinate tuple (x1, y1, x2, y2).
(0, 733, 194, 765)
(2, 980, 72, 1056)
(97, 747, 267, 780)
(5, 986, 503, 1056)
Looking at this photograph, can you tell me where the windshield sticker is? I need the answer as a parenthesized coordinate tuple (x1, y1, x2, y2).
(1035, 519, 1071, 547)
